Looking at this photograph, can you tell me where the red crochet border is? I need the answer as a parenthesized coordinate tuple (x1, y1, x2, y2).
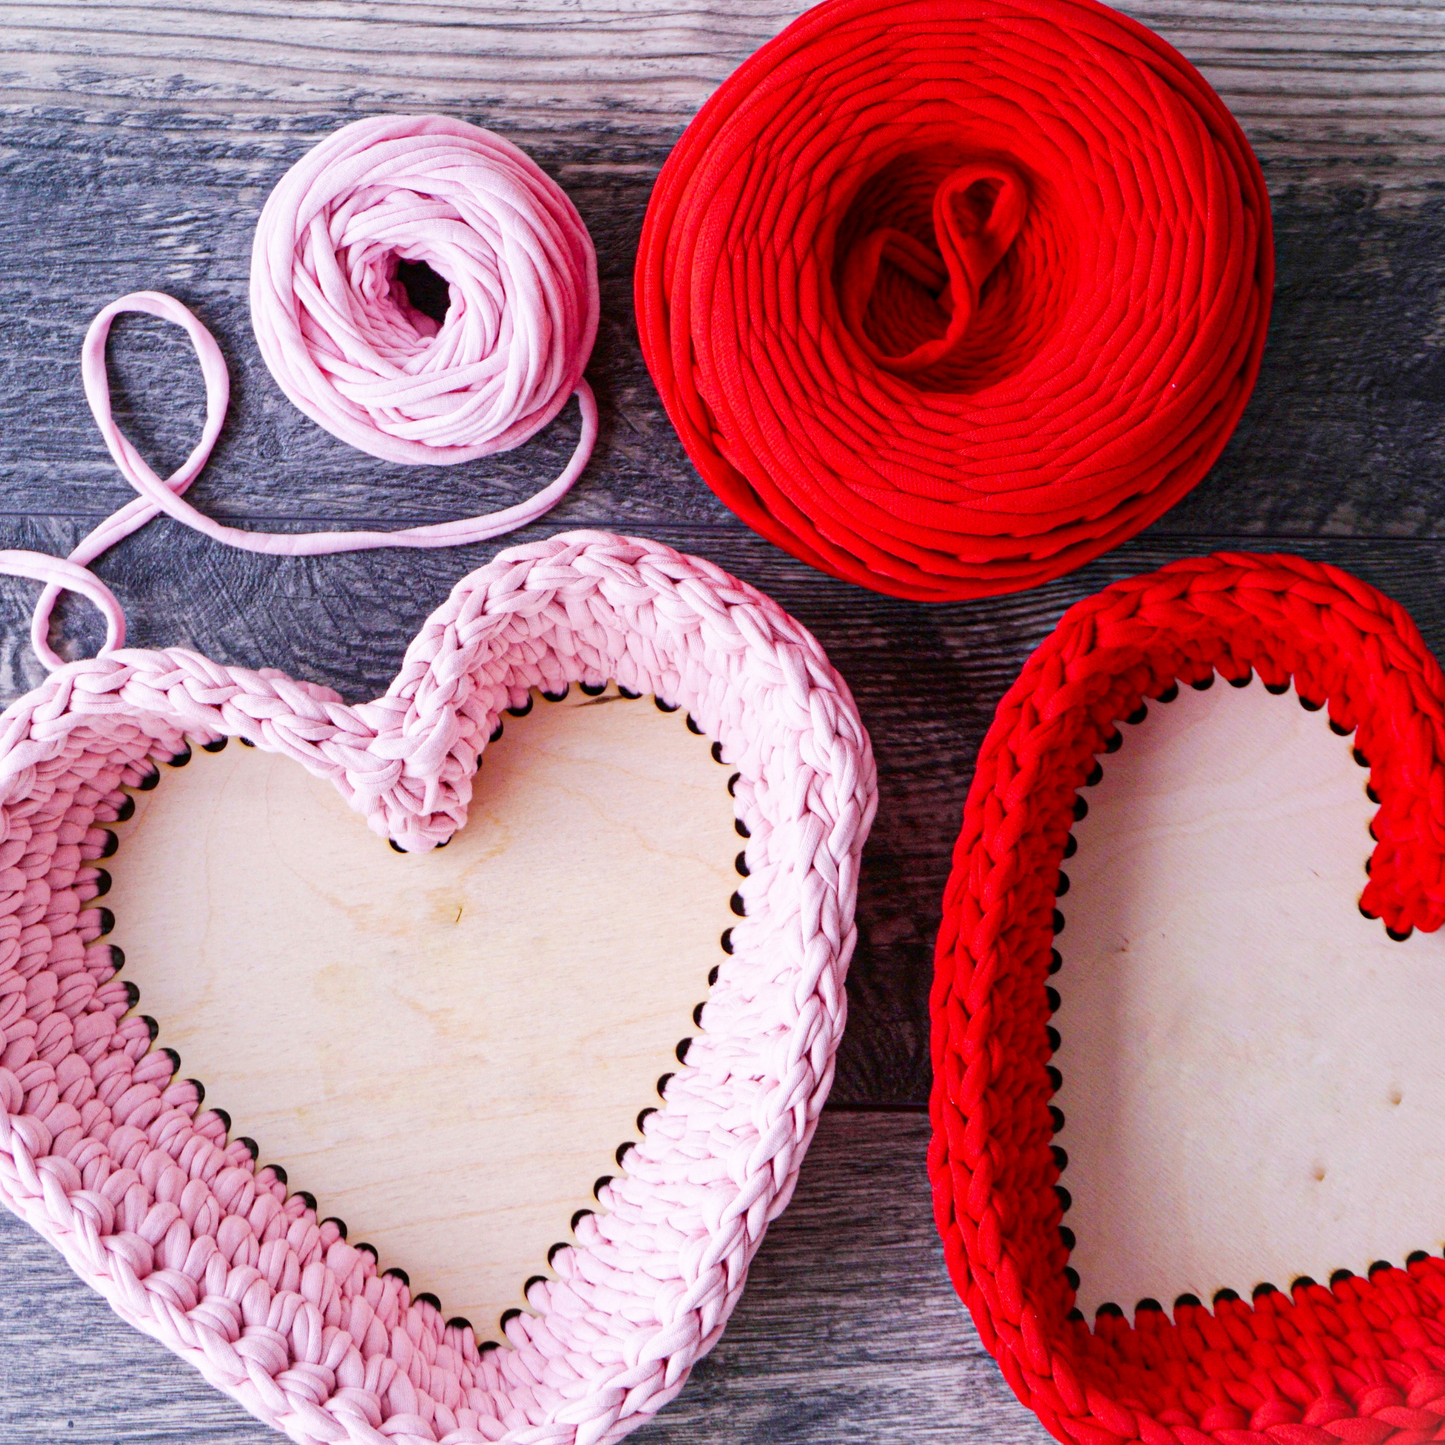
(930, 553, 1445, 1445)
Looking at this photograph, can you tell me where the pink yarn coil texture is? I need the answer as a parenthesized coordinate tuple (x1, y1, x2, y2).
(0, 531, 876, 1445)
(2, 116, 601, 673)
(250, 114, 599, 466)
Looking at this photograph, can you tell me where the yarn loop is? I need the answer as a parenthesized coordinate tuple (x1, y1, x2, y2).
(636, 0, 1274, 601)
(7, 287, 599, 672)
(0, 115, 602, 672)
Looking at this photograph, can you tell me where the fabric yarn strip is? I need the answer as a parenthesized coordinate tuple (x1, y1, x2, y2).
(6, 277, 599, 673)
(252, 113, 599, 467)
(929, 552, 1445, 1443)
(636, 0, 1273, 602)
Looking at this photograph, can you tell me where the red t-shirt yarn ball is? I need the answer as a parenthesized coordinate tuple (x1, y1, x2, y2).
(636, 0, 1274, 601)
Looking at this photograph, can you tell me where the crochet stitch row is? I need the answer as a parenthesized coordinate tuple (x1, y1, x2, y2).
(0, 531, 877, 1445)
(930, 552, 1445, 1445)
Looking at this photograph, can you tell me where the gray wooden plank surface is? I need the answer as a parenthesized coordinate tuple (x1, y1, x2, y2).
(0, 1113, 1052, 1445)
(2, 122, 1445, 1111)
(0, 0, 1443, 1440)
(4, 1, 1445, 193)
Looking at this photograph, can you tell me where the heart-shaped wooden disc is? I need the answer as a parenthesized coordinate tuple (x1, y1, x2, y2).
(1054, 674, 1445, 1320)
(104, 683, 739, 1344)
(0, 532, 876, 1445)
(931, 553, 1445, 1445)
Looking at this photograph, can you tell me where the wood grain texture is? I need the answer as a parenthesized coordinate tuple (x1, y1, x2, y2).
(0, 1, 1443, 1438)
(3, 1, 1445, 193)
(104, 690, 740, 1341)
(0, 1113, 1052, 1445)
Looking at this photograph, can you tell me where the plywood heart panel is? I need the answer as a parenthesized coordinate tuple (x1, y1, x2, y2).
(104, 687, 738, 1341)
(1054, 677, 1445, 1318)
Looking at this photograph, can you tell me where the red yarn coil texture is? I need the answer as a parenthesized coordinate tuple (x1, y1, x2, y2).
(636, 0, 1273, 602)
(930, 552, 1445, 1443)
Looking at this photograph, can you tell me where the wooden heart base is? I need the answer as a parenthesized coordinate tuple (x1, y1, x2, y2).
(102, 685, 739, 1344)
(1053, 675, 1445, 1318)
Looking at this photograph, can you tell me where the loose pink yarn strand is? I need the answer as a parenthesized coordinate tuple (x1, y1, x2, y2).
(10, 287, 595, 671)
(14, 291, 595, 670)
(76, 293, 598, 559)
(7, 114, 600, 672)
(23, 291, 229, 670)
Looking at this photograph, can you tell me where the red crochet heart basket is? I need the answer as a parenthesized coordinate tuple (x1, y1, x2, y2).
(930, 553, 1445, 1445)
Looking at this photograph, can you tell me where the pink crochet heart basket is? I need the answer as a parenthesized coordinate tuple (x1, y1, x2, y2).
(0, 530, 876, 1445)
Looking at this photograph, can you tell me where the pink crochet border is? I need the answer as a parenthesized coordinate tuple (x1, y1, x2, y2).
(0, 531, 878, 1445)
